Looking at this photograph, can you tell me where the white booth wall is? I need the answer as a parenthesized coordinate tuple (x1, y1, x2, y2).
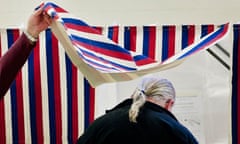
(0, 0, 234, 143)
(95, 49, 231, 144)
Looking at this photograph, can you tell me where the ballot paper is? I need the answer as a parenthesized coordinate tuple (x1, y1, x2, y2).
(173, 95, 205, 143)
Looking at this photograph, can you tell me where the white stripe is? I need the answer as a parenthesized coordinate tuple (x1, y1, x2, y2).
(4, 92, 12, 143)
(194, 25, 202, 43)
(21, 32, 32, 144)
(136, 26, 143, 55)
(57, 13, 82, 21)
(39, 31, 50, 144)
(22, 63, 31, 144)
(118, 26, 124, 47)
(1, 29, 13, 144)
(67, 28, 118, 45)
(59, 42, 68, 143)
(155, 26, 163, 61)
(175, 25, 182, 54)
(102, 26, 108, 38)
(78, 72, 84, 136)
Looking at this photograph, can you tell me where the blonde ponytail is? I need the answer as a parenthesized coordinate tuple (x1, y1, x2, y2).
(128, 76, 175, 123)
(129, 89, 146, 123)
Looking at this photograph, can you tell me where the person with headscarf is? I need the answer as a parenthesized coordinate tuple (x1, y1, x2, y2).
(77, 75, 198, 144)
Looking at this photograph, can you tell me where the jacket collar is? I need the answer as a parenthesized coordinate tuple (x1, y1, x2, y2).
(106, 98, 178, 121)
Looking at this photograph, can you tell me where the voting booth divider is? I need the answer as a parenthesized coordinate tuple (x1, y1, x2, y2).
(0, 8, 239, 143)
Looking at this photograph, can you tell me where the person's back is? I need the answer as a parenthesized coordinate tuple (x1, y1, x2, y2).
(76, 76, 198, 144)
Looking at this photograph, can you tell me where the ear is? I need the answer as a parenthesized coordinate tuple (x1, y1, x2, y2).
(165, 99, 174, 111)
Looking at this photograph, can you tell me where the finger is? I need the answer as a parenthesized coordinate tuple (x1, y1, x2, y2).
(34, 7, 44, 16)
(43, 12, 52, 24)
(44, 14, 52, 25)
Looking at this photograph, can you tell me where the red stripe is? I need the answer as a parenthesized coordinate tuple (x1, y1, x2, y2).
(51, 34, 62, 144)
(148, 26, 156, 59)
(71, 65, 78, 142)
(0, 32, 6, 144)
(64, 23, 102, 35)
(207, 25, 214, 33)
(130, 27, 137, 52)
(33, 41, 44, 143)
(54, 7, 67, 13)
(89, 86, 95, 123)
(13, 30, 25, 143)
(112, 26, 119, 43)
(188, 25, 195, 45)
(15, 69, 25, 143)
(0, 99, 6, 144)
(168, 26, 176, 57)
(94, 26, 103, 34)
(73, 40, 133, 61)
(136, 58, 156, 66)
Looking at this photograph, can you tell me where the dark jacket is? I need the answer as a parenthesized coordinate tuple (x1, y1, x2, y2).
(0, 33, 36, 98)
(77, 99, 198, 144)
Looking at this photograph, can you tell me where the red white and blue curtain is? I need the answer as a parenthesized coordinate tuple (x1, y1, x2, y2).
(0, 25, 234, 144)
(0, 29, 95, 144)
(42, 2, 229, 87)
(0, 2, 237, 144)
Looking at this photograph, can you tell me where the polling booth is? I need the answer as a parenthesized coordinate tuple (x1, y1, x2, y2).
(0, 2, 239, 144)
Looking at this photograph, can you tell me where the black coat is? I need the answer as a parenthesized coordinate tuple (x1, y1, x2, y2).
(77, 99, 198, 144)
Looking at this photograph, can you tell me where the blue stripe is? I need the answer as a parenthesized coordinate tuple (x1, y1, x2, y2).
(182, 25, 189, 49)
(10, 82, 18, 142)
(62, 18, 89, 27)
(232, 24, 239, 144)
(178, 24, 226, 60)
(46, 29, 56, 144)
(84, 79, 90, 129)
(7, 29, 19, 142)
(108, 27, 114, 40)
(124, 27, 131, 50)
(162, 26, 169, 61)
(134, 55, 148, 61)
(143, 26, 150, 56)
(71, 34, 130, 55)
(28, 49, 38, 144)
(201, 25, 210, 37)
(65, 55, 73, 143)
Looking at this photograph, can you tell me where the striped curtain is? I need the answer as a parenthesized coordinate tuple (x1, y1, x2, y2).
(0, 29, 94, 144)
(0, 24, 232, 143)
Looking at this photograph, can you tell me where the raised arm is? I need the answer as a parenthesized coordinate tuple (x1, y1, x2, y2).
(0, 7, 52, 98)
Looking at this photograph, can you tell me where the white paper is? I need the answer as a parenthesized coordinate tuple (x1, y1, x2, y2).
(172, 95, 205, 143)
